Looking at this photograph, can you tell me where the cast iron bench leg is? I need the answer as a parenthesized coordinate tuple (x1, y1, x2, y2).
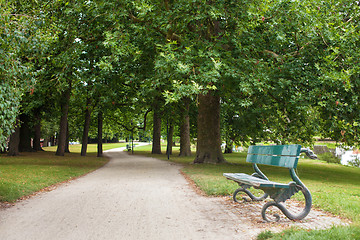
(233, 187, 268, 202)
(261, 185, 312, 222)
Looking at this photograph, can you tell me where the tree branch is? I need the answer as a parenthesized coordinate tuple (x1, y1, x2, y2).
(128, 13, 144, 23)
(264, 50, 284, 63)
(137, 108, 152, 130)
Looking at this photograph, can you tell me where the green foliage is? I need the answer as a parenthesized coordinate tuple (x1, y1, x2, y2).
(318, 152, 341, 164)
(348, 157, 360, 168)
(0, 84, 21, 150)
(1, 3, 33, 149)
(2, 0, 360, 154)
(0, 0, 57, 148)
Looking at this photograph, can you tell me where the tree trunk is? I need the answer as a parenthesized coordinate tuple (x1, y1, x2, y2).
(8, 118, 20, 156)
(56, 84, 71, 156)
(151, 110, 162, 154)
(33, 109, 43, 151)
(43, 138, 49, 148)
(224, 139, 233, 154)
(50, 135, 55, 146)
(179, 98, 191, 157)
(65, 122, 70, 153)
(166, 122, 174, 156)
(194, 91, 225, 164)
(81, 102, 92, 156)
(19, 113, 33, 152)
(97, 111, 103, 157)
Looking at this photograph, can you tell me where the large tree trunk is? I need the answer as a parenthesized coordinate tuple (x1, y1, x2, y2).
(151, 109, 162, 154)
(33, 109, 43, 151)
(8, 118, 20, 156)
(56, 84, 71, 156)
(194, 91, 225, 164)
(166, 121, 174, 156)
(179, 98, 191, 157)
(97, 111, 103, 157)
(19, 113, 33, 152)
(81, 100, 92, 156)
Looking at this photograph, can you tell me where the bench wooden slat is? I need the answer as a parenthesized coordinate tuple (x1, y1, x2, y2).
(247, 144, 301, 156)
(247, 154, 299, 169)
(223, 173, 290, 188)
(247, 144, 301, 168)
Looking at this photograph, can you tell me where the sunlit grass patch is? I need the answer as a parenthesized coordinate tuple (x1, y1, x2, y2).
(257, 226, 360, 240)
(0, 145, 111, 202)
(43, 142, 128, 154)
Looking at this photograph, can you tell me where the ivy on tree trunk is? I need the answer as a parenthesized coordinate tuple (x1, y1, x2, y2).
(7, 118, 20, 156)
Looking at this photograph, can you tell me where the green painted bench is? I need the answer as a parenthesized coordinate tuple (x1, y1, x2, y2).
(223, 144, 317, 222)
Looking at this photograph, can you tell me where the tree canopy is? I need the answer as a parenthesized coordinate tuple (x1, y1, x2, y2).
(1, 0, 360, 162)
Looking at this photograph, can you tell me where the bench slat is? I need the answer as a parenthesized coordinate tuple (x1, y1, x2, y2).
(247, 154, 299, 169)
(247, 144, 301, 156)
(223, 173, 290, 188)
(247, 145, 301, 168)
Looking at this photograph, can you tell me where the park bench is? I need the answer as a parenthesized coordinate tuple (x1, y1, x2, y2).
(223, 144, 317, 222)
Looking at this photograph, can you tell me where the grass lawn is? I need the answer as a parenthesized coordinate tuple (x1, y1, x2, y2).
(0, 143, 127, 202)
(133, 144, 360, 239)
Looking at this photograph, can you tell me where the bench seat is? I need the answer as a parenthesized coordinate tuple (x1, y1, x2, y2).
(223, 173, 291, 188)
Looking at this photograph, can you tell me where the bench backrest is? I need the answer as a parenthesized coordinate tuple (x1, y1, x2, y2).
(246, 144, 301, 169)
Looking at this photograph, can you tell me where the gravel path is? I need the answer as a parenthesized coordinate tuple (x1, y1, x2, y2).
(0, 148, 348, 240)
(0, 149, 257, 240)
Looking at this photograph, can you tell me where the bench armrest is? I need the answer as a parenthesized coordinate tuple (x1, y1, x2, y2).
(300, 148, 317, 159)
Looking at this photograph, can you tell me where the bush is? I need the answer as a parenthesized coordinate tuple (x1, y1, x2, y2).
(349, 158, 360, 168)
(318, 152, 341, 164)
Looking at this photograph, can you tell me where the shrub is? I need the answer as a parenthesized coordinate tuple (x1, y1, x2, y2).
(318, 152, 341, 164)
(348, 157, 360, 168)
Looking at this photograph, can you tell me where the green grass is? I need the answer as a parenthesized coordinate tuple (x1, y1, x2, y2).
(133, 144, 360, 239)
(0, 143, 124, 202)
(257, 226, 360, 240)
(315, 141, 338, 149)
(43, 142, 128, 155)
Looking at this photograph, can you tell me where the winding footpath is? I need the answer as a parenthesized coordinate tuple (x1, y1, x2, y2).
(0, 148, 255, 240)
